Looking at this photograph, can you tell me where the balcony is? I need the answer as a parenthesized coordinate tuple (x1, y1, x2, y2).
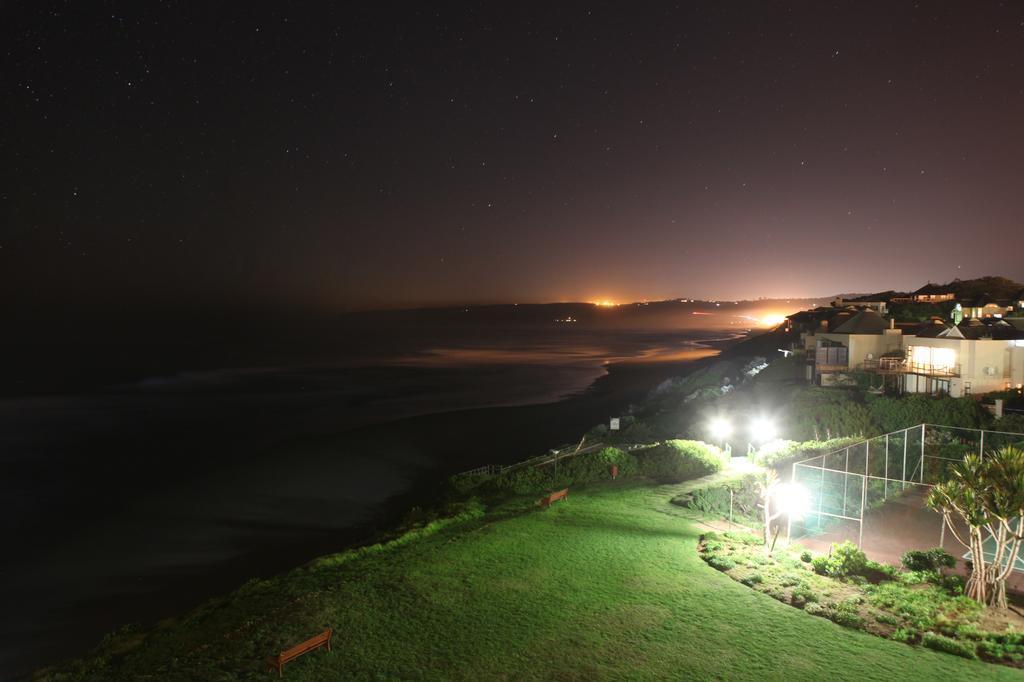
(860, 357, 960, 378)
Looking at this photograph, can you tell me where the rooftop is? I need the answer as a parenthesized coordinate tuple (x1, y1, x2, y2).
(830, 309, 890, 335)
(912, 317, 1024, 341)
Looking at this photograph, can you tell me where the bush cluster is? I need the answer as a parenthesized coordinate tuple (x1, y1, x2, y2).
(790, 584, 819, 607)
(811, 542, 867, 578)
(782, 386, 994, 442)
(635, 439, 725, 483)
(753, 437, 862, 469)
(681, 476, 760, 522)
(707, 555, 736, 572)
(464, 446, 638, 496)
(922, 632, 977, 660)
(900, 548, 956, 573)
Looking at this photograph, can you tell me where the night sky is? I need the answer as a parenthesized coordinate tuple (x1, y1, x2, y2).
(4, 2, 1024, 312)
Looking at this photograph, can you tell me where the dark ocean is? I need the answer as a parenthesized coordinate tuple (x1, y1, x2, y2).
(0, 301, 773, 677)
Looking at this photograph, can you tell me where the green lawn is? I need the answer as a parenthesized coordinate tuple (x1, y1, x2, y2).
(48, 480, 1018, 681)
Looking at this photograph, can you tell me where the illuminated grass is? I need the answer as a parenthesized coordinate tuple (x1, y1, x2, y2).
(46, 481, 1015, 681)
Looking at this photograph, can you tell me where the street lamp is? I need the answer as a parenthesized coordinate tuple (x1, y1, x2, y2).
(773, 482, 811, 520)
(708, 416, 733, 455)
(750, 417, 777, 443)
(761, 477, 811, 552)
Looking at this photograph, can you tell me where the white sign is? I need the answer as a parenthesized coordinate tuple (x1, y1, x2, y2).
(609, 418, 620, 431)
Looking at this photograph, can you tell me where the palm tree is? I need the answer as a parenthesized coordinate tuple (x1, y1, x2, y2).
(978, 446, 1024, 609)
(926, 447, 1024, 608)
(926, 457, 988, 603)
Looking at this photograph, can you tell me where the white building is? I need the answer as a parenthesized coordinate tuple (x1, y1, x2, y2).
(809, 310, 904, 386)
(807, 311, 1024, 396)
(901, 319, 1024, 396)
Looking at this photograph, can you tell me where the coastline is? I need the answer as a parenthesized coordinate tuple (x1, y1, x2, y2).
(6, 331, 764, 678)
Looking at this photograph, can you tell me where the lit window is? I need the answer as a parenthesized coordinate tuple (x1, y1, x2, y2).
(910, 345, 956, 370)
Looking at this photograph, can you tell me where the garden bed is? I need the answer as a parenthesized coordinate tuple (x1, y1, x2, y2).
(698, 532, 1024, 667)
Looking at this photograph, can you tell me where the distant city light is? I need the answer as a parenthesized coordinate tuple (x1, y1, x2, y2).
(592, 300, 618, 307)
(737, 313, 788, 327)
(760, 314, 787, 327)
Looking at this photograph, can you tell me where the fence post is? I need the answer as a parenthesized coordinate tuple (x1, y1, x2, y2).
(902, 427, 908, 492)
(920, 424, 926, 483)
(843, 448, 849, 516)
(787, 462, 796, 541)
(884, 434, 889, 501)
(980, 429, 985, 461)
(729, 488, 734, 526)
(858, 464, 868, 548)
(818, 464, 825, 518)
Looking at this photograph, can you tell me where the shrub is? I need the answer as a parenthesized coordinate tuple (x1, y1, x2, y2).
(804, 602, 828, 617)
(891, 628, 918, 643)
(684, 475, 761, 521)
(800, 550, 812, 563)
(813, 542, 868, 578)
(874, 612, 900, 626)
(830, 542, 868, 577)
(901, 547, 956, 573)
(867, 395, 988, 433)
(922, 632, 977, 659)
(753, 436, 863, 469)
(723, 531, 761, 546)
(487, 446, 639, 495)
(786, 389, 875, 441)
(830, 608, 864, 629)
(560, 446, 639, 480)
(978, 639, 1024, 662)
(865, 560, 900, 580)
(707, 556, 736, 572)
(636, 439, 725, 483)
(779, 573, 802, 587)
(741, 573, 764, 586)
(899, 570, 939, 586)
(791, 584, 819, 607)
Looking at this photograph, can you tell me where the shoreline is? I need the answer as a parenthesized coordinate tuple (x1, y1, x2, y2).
(7, 332, 765, 678)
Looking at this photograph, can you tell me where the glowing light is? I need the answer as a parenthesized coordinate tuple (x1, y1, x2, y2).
(772, 482, 811, 520)
(750, 417, 777, 443)
(760, 314, 787, 327)
(910, 345, 957, 371)
(708, 417, 733, 441)
(592, 300, 618, 307)
(737, 313, 788, 327)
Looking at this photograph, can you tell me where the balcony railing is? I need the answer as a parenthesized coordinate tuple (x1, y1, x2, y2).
(860, 357, 960, 377)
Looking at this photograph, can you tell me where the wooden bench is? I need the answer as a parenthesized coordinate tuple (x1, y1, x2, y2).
(266, 627, 332, 677)
(538, 488, 568, 508)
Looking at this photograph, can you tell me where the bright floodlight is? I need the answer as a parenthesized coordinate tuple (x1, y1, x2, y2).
(709, 417, 733, 441)
(750, 417, 777, 443)
(773, 482, 811, 520)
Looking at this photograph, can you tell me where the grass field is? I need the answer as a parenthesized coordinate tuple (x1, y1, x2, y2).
(46, 478, 1019, 681)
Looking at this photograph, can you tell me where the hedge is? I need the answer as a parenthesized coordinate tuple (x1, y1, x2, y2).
(634, 439, 726, 483)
